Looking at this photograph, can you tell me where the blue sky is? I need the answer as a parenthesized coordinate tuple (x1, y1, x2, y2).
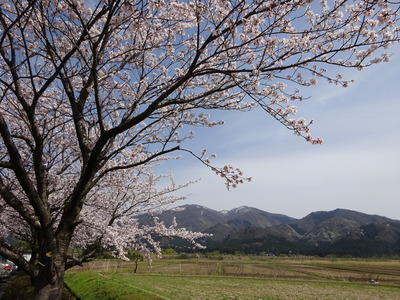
(160, 45, 400, 220)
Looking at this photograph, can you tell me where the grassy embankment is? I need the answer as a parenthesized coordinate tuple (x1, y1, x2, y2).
(64, 255, 400, 299)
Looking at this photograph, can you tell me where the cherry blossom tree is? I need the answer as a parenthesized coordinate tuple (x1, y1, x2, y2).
(0, 0, 399, 298)
(71, 164, 206, 263)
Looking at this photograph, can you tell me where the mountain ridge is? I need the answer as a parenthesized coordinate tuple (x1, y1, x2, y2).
(137, 205, 400, 256)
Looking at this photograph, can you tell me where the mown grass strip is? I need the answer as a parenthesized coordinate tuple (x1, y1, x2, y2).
(64, 271, 166, 300)
(98, 272, 170, 300)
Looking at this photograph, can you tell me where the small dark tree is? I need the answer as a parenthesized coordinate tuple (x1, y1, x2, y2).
(127, 250, 144, 273)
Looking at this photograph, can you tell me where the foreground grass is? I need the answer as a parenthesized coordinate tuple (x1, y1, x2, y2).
(5, 257, 400, 299)
(65, 271, 400, 300)
(64, 272, 162, 300)
(65, 256, 400, 300)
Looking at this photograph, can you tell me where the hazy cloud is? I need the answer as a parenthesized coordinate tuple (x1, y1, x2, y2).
(162, 46, 400, 220)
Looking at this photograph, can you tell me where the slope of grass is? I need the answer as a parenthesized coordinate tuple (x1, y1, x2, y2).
(64, 271, 163, 300)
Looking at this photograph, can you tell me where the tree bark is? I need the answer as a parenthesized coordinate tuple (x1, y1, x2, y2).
(33, 280, 64, 300)
(31, 249, 67, 300)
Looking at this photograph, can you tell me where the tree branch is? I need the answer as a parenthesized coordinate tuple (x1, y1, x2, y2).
(0, 161, 13, 169)
(0, 238, 34, 276)
(0, 176, 40, 229)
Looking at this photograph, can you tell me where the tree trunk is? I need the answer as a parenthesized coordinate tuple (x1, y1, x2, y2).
(33, 280, 64, 300)
(31, 252, 66, 300)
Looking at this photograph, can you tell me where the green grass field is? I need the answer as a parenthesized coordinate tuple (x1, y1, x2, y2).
(64, 256, 400, 299)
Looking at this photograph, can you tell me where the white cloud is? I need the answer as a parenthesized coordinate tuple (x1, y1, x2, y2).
(173, 136, 400, 220)
(164, 45, 400, 221)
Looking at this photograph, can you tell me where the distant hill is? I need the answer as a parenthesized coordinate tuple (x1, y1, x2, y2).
(137, 205, 400, 257)
(137, 204, 295, 236)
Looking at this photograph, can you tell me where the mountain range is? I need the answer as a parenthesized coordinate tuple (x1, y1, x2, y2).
(137, 205, 400, 257)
